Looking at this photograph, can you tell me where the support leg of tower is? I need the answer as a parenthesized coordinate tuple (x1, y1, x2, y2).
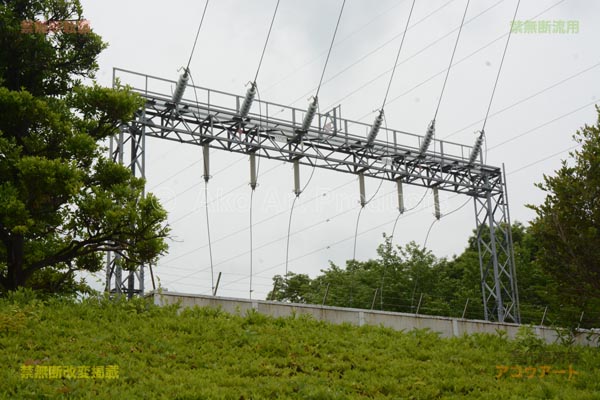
(474, 173, 520, 323)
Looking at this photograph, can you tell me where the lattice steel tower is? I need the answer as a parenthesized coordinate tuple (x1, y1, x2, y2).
(106, 68, 520, 323)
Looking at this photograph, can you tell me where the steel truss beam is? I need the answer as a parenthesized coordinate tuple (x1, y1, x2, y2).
(109, 68, 520, 322)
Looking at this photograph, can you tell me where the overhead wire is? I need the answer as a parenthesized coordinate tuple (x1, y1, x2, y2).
(165, 186, 399, 287)
(188, 71, 216, 294)
(381, 0, 417, 110)
(481, 0, 521, 133)
(248, 88, 265, 299)
(282, 0, 470, 112)
(155, 3, 584, 300)
(334, 0, 566, 120)
(249, 189, 255, 298)
(150, 0, 566, 199)
(169, 113, 589, 298)
(283, 0, 346, 277)
(203, 179, 214, 292)
(315, 0, 347, 99)
(170, 0, 213, 293)
(284, 165, 317, 276)
(168, 161, 282, 226)
(161, 98, 593, 294)
(262, 0, 437, 94)
(242, 140, 578, 289)
(433, 0, 470, 121)
(443, 61, 600, 140)
(245, 0, 284, 298)
(216, 191, 470, 293)
(166, 177, 356, 264)
(149, 0, 569, 211)
(471, 0, 521, 164)
(352, 207, 364, 261)
(186, 0, 210, 71)
(352, 174, 386, 260)
(422, 197, 471, 248)
(254, 0, 281, 83)
(148, 155, 246, 193)
(390, 188, 429, 240)
(489, 99, 600, 151)
(353, 112, 393, 260)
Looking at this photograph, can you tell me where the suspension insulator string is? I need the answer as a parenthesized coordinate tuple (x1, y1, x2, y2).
(172, 0, 210, 105)
(421, 0, 470, 155)
(298, 0, 346, 137)
(239, 0, 281, 119)
(202, 144, 214, 293)
(367, 0, 417, 147)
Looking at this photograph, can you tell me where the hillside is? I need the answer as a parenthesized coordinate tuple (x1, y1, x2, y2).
(1, 293, 599, 399)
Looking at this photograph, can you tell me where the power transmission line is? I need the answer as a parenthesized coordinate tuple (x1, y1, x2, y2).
(283, 0, 484, 111)
(329, 0, 566, 119)
(165, 177, 356, 263)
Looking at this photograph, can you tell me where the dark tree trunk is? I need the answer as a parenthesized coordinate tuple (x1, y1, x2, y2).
(6, 234, 26, 291)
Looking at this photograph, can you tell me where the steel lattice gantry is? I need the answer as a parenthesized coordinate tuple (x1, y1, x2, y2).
(108, 68, 520, 323)
(105, 110, 147, 298)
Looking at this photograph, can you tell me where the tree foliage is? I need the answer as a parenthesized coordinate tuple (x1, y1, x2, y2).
(0, 0, 169, 294)
(268, 236, 473, 317)
(527, 107, 600, 312)
(269, 222, 598, 328)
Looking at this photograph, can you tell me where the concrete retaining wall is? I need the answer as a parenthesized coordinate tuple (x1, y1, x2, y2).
(151, 291, 599, 347)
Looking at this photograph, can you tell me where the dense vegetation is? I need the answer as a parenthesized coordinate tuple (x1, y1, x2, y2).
(1, 292, 599, 399)
(268, 224, 600, 329)
(0, 0, 169, 295)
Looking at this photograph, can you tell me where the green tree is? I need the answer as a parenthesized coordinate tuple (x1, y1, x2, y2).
(266, 272, 314, 303)
(527, 107, 600, 321)
(0, 0, 169, 294)
(268, 237, 444, 313)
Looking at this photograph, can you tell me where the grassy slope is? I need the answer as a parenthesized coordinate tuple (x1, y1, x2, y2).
(0, 295, 599, 399)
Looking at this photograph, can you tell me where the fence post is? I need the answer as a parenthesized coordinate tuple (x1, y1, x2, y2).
(540, 306, 548, 326)
(322, 283, 330, 306)
(415, 293, 423, 315)
(212, 272, 222, 296)
(371, 288, 379, 310)
(462, 298, 470, 319)
(577, 311, 584, 330)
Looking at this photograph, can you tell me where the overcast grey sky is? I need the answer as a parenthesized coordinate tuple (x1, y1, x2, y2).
(79, 0, 599, 299)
